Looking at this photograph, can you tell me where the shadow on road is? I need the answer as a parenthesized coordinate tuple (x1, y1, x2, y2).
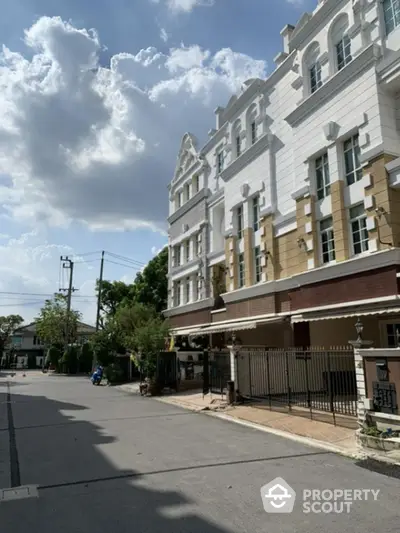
(354, 458, 400, 480)
(0, 387, 237, 533)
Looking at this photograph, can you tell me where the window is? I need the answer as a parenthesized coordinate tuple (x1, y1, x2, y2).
(319, 217, 335, 264)
(174, 245, 181, 267)
(384, 322, 400, 347)
(336, 35, 352, 71)
(310, 62, 322, 94)
(193, 175, 199, 194)
(251, 121, 257, 144)
(196, 233, 202, 256)
(237, 205, 243, 239)
(350, 204, 369, 255)
(236, 135, 241, 157)
(315, 153, 330, 200)
(344, 134, 362, 185)
(175, 281, 181, 306)
(252, 195, 260, 232)
(254, 246, 263, 283)
(185, 278, 191, 303)
(197, 276, 202, 300)
(217, 150, 224, 173)
(177, 192, 182, 209)
(383, 0, 400, 35)
(33, 336, 37, 346)
(238, 253, 245, 288)
(185, 240, 190, 262)
(184, 183, 190, 202)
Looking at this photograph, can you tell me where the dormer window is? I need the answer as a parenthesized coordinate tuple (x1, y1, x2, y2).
(251, 121, 257, 144)
(384, 0, 400, 35)
(310, 62, 322, 94)
(336, 35, 352, 71)
(236, 135, 241, 157)
(184, 183, 190, 202)
(329, 14, 351, 73)
(217, 150, 224, 174)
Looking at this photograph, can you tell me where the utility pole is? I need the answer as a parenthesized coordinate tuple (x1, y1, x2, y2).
(93, 251, 105, 370)
(59, 256, 78, 353)
(95, 251, 105, 332)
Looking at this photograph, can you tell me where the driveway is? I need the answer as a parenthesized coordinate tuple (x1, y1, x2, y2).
(0, 372, 399, 532)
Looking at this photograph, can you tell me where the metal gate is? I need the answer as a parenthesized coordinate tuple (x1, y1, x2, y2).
(209, 352, 230, 395)
(236, 347, 356, 424)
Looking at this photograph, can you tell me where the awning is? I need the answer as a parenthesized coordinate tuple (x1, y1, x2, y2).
(171, 326, 207, 336)
(291, 307, 400, 323)
(194, 320, 257, 335)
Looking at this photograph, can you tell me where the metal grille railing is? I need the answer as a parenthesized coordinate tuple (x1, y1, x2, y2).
(236, 347, 357, 424)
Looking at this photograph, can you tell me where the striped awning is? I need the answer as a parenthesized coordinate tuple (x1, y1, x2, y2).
(291, 307, 400, 323)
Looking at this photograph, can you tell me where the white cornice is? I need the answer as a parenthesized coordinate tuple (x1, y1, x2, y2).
(220, 133, 270, 182)
(289, 0, 347, 51)
(163, 298, 213, 317)
(168, 190, 207, 225)
(221, 248, 400, 304)
(285, 44, 380, 127)
(170, 159, 202, 194)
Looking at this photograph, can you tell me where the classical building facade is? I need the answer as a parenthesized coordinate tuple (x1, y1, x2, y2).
(164, 0, 400, 349)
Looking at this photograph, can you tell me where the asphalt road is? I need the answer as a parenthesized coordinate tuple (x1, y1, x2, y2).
(0, 372, 399, 532)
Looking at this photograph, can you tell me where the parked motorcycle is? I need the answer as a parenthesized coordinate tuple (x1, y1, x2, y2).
(91, 366, 104, 386)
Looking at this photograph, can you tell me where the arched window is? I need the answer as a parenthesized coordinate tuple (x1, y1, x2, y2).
(303, 41, 322, 95)
(246, 103, 258, 148)
(329, 13, 351, 73)
(231, 119, 242, 158)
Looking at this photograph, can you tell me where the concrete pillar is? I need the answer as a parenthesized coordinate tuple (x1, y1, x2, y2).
(350, 337, 373, 428)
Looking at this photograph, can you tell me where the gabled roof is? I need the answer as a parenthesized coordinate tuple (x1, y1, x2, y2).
(172, 133, 200, 183)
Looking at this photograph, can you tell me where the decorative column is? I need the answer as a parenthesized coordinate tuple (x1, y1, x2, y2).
(294, 188, 318, 272)
(349, 318, 373, 429)
(260, 213, 275, 281)
(225, 235, 238, 292)
(243, 227, 254, 287)
(331, 180, 349, 262)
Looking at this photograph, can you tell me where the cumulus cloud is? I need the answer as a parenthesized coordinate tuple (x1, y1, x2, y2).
(152, 0, 215, 13)
(0, 16, 267, 233)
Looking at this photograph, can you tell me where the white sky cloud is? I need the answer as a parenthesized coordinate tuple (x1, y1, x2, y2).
(0, 16, 267, 234)
(0, 231, 97, 324)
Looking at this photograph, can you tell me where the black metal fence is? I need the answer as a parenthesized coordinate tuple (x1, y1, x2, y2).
(209, 352, 231, 395)
(236, 347, 357, 424)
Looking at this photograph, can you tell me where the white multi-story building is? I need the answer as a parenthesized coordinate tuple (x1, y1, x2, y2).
(165, 0, 400, 349)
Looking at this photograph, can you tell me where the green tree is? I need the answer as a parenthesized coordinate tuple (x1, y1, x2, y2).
(35, 294, 82, 345)
(90, 318, 124, 367)
(96, 280, 134, 318)
(95, 247, 168, 326)
(0, 315, 24, 354)
(128, 316, 169, 379)
(132, 247, 168, 314)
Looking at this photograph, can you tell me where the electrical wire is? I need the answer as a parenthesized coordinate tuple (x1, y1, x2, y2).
(105, 251, 145, 266)
(0, 291, 96, 298)
(104, 259, 141, 270)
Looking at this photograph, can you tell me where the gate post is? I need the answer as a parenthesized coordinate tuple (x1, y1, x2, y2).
(349, 318, 373, 428)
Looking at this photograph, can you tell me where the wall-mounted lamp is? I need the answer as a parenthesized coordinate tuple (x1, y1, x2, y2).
(297, 237, 307, 252)
(375, 206, 386, 219)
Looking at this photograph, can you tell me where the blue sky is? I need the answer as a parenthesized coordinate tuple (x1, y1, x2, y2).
(0, 0, 317, 324)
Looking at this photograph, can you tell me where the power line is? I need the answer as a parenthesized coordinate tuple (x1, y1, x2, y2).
(105, 251, 145, 266)
(0, 291, 96, 298)
(104, 259, 141, 270)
